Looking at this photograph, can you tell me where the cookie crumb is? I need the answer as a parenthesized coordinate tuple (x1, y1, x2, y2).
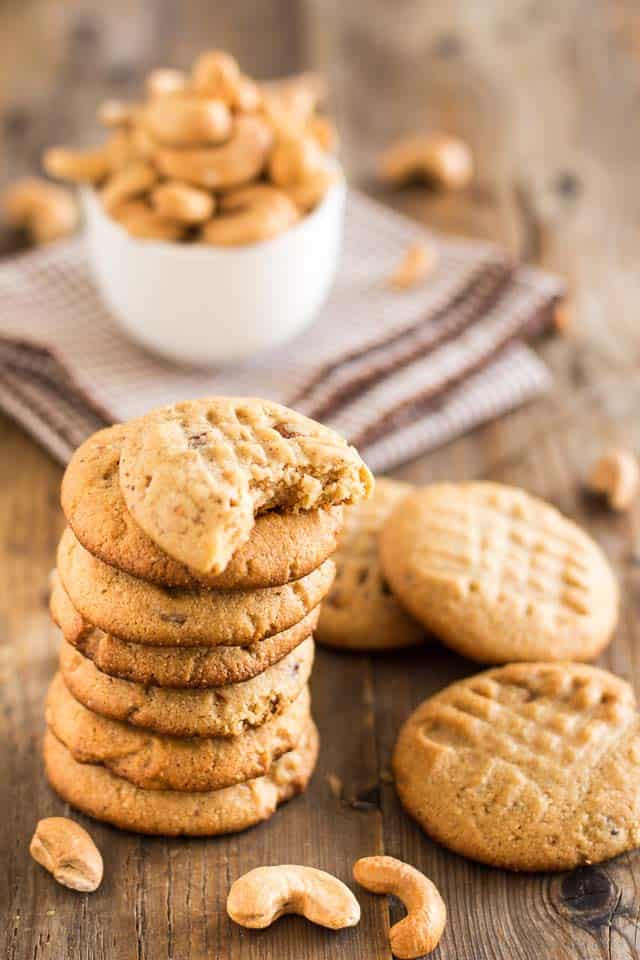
(389, 242, 437, 291)
(326, 773, 343, 799)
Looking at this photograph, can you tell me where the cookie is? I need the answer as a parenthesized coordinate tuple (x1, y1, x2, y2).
(379, 483, 618, 663)
(317, 478, 424, 651)
(44, 723, 318, 836)
(59, 635, 314, 737)
(51, 572, 319, 688)
(57, 527, 334, 647)
(393, 662, 640, 871)
(62, 424, 344, 590)
(118, 396, 373, 575)
(46, 672, 311, 792)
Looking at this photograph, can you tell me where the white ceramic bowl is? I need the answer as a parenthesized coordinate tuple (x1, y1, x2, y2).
(82, 179, 345, 366)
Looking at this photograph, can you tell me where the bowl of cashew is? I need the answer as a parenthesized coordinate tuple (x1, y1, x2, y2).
(47, 52, 345, 366)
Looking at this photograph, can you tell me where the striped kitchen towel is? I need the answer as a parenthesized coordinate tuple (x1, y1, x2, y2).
(0, 190, 562, 471)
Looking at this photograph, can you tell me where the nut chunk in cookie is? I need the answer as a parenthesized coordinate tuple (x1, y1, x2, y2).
(119, 396, 373, 574)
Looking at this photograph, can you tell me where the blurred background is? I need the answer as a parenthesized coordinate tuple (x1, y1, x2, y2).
(3, 0, 638, 299)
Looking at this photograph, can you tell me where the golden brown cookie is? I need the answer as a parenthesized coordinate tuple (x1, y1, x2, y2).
(59, 635, 314, 737)
(62, 424, 344, 590)
(44, 723, 318, 836)
(379, 483, 618, 663)
(57, 527, 334, 647)
(393, 662, 640, 871)
(46, 672, 311, 792)
(317, 478, 424, 651)
(118, 397, 373, 575)
(51, 571, 319, 688)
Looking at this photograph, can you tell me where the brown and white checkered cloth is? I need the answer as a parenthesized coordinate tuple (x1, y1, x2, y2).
(0, 190, 562, 471)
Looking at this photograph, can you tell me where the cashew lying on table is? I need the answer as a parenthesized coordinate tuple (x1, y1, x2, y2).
(353, 856, 446, 959)
(146, 67, 187, 99)
(144, 97, 232, 146)
(268, 133, 325, 187)
(155, 114, 273, 189)
(389, 241, 438, 291)
(151, 181, 214, 224)
(377, 132, 473, 190)
(2, 177, 77, 244)
(111, 200, 185, 242)
(192, 50, 242, 103)
(227, 865, 361, 930)
(100, 161, 157, 214)
(588, 447, 639, 511)
(201, 184, 299, 246)
(30, 817, 103, 892)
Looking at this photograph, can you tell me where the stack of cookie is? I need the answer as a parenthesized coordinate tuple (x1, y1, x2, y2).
(44, 397, 372, 835)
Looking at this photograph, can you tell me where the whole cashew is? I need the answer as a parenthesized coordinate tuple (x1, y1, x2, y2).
(262, 72, 327, 133)
(353, 856, 446, 959)
(146, 67, 187, 99)
(144, 97, 232, 146)
(285, 167, 338, 213)
(98, 99, 139, 128)
(43, 145, 112, 184)
(192, 50, 241, 103)
(227, 865, 361, 930)
(307, 115, 339, 153)
(100, 161, 157, 214)
(588, 447, 639, 510)
(30, 817, 103, 892)
(201, 184, 299, 246)
(377, 133, 473, 190)
(44, 132, 132, 184)
(154, 114, 273, 189)
(268, 133, 325, 187)
(2, 177, 77, 244)
(111, 200, 185, 242)
(151, 181, 214, 224)
(233, 75, 262, 112)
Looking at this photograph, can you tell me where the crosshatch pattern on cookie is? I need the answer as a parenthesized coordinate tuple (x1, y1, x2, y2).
(381, 483, 618, 662)
(394, 663, 640, 869)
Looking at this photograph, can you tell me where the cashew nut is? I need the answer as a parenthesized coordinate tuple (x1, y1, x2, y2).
(226, 865, 361, 930)
(353, 856, 446, 959)
(268, 133, 325, 187)
(155, 114, 273, 189)
(233, 75, 262, 112)
(285, 167, 338, 213)
(146, 67, 187, 99)
(192, 50, 241, 102)
(262, 72, 327, 133)
(100, 161, 157, 214)
(144, 97, 232, 146)
(43, 145, 112, 184)
(307, 115, 339, 153)
(98, 99, 139, 128)
(389, 242, 438, 291)
(201, 184, 299, 246)
(588, 447, 639, 510)
(2, 177, 77, 245)
(44, 132, 132, 184)
(111, 200, 185, 242)
(151, 181, 214, 224)
(377, 132, 473, 190)
(30, 817, 103, 892)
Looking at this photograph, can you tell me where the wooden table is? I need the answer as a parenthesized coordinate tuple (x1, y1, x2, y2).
(2, 3, 640, 958)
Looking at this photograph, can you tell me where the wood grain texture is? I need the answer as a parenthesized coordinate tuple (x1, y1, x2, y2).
(2, 1, 640, 958)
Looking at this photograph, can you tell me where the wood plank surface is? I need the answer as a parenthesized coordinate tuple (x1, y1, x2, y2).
(2, 1, 640, 958)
